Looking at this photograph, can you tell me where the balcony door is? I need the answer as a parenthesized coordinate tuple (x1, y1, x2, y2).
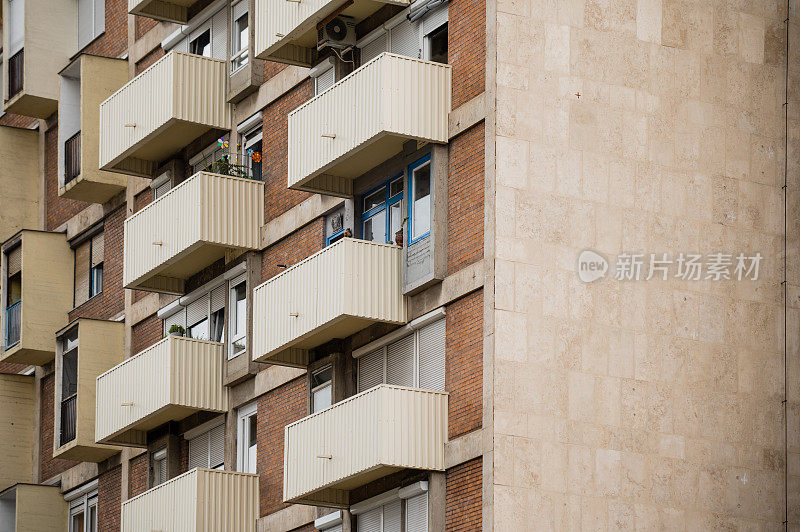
(237, 402, 257, 474)
(68, 490, 97, 532)
(60, 328, 79, 446)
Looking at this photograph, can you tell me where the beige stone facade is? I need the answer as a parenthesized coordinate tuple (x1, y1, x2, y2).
(489, 0, 798, 529)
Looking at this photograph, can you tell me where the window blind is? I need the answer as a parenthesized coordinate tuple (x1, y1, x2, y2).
(386, 334, 414, 387)
(187, 423, 225, 470)
(417, 319, 445, 391)
(390, 19, 421, 59)
(360, 33, 387, 64)
(211, 8, 227, 60)
(210, 285, 226, 313)
(315, 67, 335, 95)
(357, 349, 384, 393)
(357, 507, 381, 532)
(90, 233, 104, 267)
(186, 299, 207, 327)
(7, 246, 21, 277)
(405, 492, 428, 532)
(74, 241, 91, 306)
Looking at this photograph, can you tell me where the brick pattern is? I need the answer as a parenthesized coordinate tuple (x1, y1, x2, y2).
(261, 220, 324, 282)
(45, 123, 89, 231)
(40, 372, 78, 481)
(447, 122, 485, 274)
(0, 361, 29, 374)
(257, 376, 308, 516)
(134, 188, 152, 213)
(128, 453, 149, 497)
(82, 0, 128, 58)
(446, 289, 482, 439)
(289, 525, 319, 532)
(136, 47, 165, 74)
(0, 114, 37, 128)
(263, 60, 288, 82)
(135, 16, 159, 40)
(261, 79, 314, 223)
(68, 204, 126, 321)
(131, 313, 163, 355)
(449, 0, 485, 107)
(98, 465, 122, 532)
(445, 458, 482, 531)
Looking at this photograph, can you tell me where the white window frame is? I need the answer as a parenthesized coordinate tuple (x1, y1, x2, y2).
(185, 417, 225, 470)
(236, 401, 257, 474)
(228, 273, 247, 359)
(65, 482, 98, 532)
(230, 0, 249, 73)
(311, 365, 333, 413)
(351, 482, 429, 532)
(149, 447, 168, 488)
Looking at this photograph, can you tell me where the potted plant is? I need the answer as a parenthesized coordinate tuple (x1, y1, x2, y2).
(168, 324, 185, 337)
(394, 227, 403, 246)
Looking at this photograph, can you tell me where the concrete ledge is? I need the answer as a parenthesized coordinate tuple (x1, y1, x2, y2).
(445, 428, 484, 469)
(260, 195, 344, 249)
(258, 502, 333, 532)
(449, 92, 486, 139)
(234, 66, 310, 125)
(408, 260, 485, 320)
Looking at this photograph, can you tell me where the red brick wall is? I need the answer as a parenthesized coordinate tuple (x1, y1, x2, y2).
(0, 361, 29, 374)
(261, 220, 324, 282)
(131, 313, 163, 355)
(446, 458, 482, 531)
(45, 124, 89, 231)
(446, 289, 482, 439)
(40, 373, 78, 480)
(134, 188, 152, 213)
(135, 16, 159, 39)
(257, 376, 308, 516)
(449, 0, 486, 107)
(136, 48, 165, 74)
(0, 114, 37, 128)
(263, 61, 288, 82)
(81, 0, 128, 57)
(128, 453, 149, 497)
(447, 122, 484, 275)
(261, 79, 314, 223)
(68, 204, 125, 321)
(98, 465, 122, 532)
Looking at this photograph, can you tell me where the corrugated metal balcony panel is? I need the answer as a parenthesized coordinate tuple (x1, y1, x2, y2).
(95, 336, 227, 446)
(252, 238, 406, 365)
(123, 171, 263, 294)
(287, 54, 451, 196)
(99, 52, 231, 177)
(254, 0, 411, 65)
(283, 385, 448, 506)
(121, 469, 258, 532)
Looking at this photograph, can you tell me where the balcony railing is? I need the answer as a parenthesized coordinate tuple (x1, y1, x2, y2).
(96, 336, 228, 446)
(8, 49, 24, 99)
(283, 385, 448, 507)
(64, 131, 81, 185)
(123, 171, 263, 294)
(252, 238, 406, 367)
(99, 52, 230, 177)
(288, 53, 451, 196)
(59, 395, 77, 446)
(4, 301, 21, 348)
(121, 468, 259, 532)
(254, 0, 410, 66)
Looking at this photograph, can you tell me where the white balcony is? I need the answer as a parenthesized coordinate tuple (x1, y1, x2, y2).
(254, 0, 410, 66)
(121, 469, 259, 532)
(283, 385, 448, 507)
(252, 238, 406, 367)
(123, 171, 263, 295)
(95, 336, 228, 447)
(99, 52, 230, 178)
(288, 53, 450, 196)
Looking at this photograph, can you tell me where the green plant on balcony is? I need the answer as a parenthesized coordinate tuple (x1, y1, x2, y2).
(168, 324, 185, 337)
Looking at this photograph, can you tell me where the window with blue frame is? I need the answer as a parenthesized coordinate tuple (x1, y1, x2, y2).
(361, 176, 404, 245)
(408, 155, 431, 244)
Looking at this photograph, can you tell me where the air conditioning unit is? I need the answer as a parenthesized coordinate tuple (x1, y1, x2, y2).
(317, 16, 356, 51)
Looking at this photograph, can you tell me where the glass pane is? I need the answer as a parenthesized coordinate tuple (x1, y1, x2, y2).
(248, 414, 257, 447)
(362, 210, 386, 243)
(8, 273, 21, 305)
(412, 162, 431, 240)
(89, 264, 103, 297)
(188, 318, 209, 341)
(210, 309, 225, 342)
(390, 202, 402, 245)
(234, 282, 246, 336)
(190, 30, 211, 57)
(235, 15, 248, 52)
(312, 384, 332, 413)
(389, 177, 403, 198)
(62, 348, 78, 399)
(88, 505, 97, 532)
(363, 188, 385, 212)
(428, 24, 448, 64)
(311, 366, 332, 388)
(71, 512, 84, 532)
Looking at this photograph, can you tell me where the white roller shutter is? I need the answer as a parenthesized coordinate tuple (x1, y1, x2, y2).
(232, 0, 247, 20)
(405, 493, 428, 532)
(357, 507, 381, 532)
(188, 423, 225, 469)
(360, 33, 387, 64)
(358, 348, 384, 393)
(386, 334, 414, 387)
(383, 500, 402, 532)
(186, 298, 207, 327)
(8, 0, 24, 55)
(163, 310, 186, 336)
(154, 180, 171, 199)
(173, 36, 189, 53)
(390, 20, 421, 59)
(211, 285, 226, 313)
(422, 5, 448, 34)
(211, 8, 227, 60)
(315, 67, 335, 94)
(417, 318, 445, 391)
(210, 423, 225, 468)
(187, 432, 209, 470)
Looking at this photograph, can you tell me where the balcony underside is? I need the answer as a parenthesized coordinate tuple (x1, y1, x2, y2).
(4, 91, 58, 119)
(59, 174, 127, 204)
(128, 0, 198, 23)
(288, 464, 405, 507)
(0, 344, 52, 366)
(105, 119, 223, 178)
(126, 241, 237, 295)
(53, 440, 120, 462)
(101, 403, 201, 447)
(291, 132, 424, 197)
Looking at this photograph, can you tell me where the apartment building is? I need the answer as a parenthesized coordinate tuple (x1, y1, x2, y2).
(0, 0, 796, 531)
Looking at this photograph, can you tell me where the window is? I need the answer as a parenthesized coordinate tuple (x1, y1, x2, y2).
(361, 177, 403, 245)
(314, 66, 335, 95)
(311, 365, 333, 413)
(426, 23, 448, 63)
(237, 402, 257, 474)
(242, 128, 262, 181)
(408, 156, 431, 243)
(228, 274, 246, 358)
(357, 317, 445, 393)
(187, 421, 225, 470)
(325, 207, 346, 245)
(357, 5, 448, 66)
(162, 281, 228, 341)
(68, 489, 98, 532)
(77, 0, 105, 50)
(60, 328, 79, 447)
(74, 232, 103, 307)
(150, 448, 168, 488)
(354, 485, 429, 532)
(231, 1, 249, 72)
(190, 29, 212, 57)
